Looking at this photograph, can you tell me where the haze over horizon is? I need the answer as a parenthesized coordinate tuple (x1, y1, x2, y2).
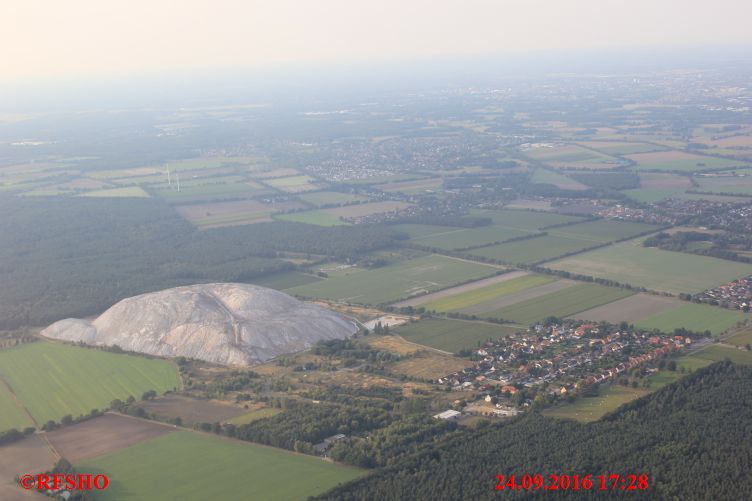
(3, 0, 752, 83)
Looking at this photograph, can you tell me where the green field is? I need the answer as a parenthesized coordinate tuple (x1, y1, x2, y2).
(394, 318, 518, 353)
(0, 381, 32, 431)
(469, 234, 598, 264)
(468, 209, 583, 230)
(548, 242, 752, 294)
(550, 220, 661, 243)
(80, 431, 363, 501)
(298, 191, 368, 207)
(0, 343, 179, 429)
(636, 303, 748, 335)
(265, 175, 316, 187)
(423, 274, 555, 312)
(695, 175, 752, 195)
(286, 254, 498, 305)
(487, 284, 634, 325)
(275, 210, 348, 226)
(411, 226, 534, 250)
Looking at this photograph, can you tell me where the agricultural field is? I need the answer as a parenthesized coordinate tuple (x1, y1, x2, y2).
(694, 173, 752, 195)
(0, 382, 32, 432)
(392, 271, 525, 308)
(523, 144, 623, 169)
(286, 254, 498, 305)
(375, 177, 444, 194)
(148, 179, 270, 204)
(0, 434, 57, 500)
(264, 174, 321, 193)
(277, 201, 412, 226)
(176, 199, 305, 228)
(690, 344, 752, 365)
(47, 413, 176, 463)
(468, 234, 598, 264)
(391, 224, 463, 239)
(468, 208, 584, 230)
(79, 431, 365, 501)
(577, 141, 667, 156)
(725, 329, 752, 347)
(571, 293, 682, 323)
(297, 191, 369, 207)
(548, 241, 752, 294)
(409, 225, 534, 251)
(485, 284, 634, 325)
(421, 274, 555, 312)
(529, 169, 587, 190)
(0, 343, 179, 430)
(81, 186, 150, 198)
(626, 150, 746, 172)
(140, 395, 247, 426)
(635, 303, 748, 336)
(549, 220, 661, 243)
(394, 318, 518, 354)
(275, 210, 348, 226)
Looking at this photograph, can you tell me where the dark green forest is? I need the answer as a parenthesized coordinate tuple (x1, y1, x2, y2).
(316, 362, 752, 500)
(0, 195, 402, 328)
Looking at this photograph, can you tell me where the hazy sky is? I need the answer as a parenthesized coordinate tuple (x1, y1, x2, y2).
(3, 0, 751, 82)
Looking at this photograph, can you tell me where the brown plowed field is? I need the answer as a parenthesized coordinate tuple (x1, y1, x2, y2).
(46, 413, 175, 463)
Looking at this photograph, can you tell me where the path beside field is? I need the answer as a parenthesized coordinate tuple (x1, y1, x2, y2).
(392, 270, 528, 307)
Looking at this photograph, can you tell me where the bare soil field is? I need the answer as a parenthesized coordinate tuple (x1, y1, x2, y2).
(392, 270, 525, 307)
(460, 279, 577, 315)
(568, 293, 682, 323)
(140, 395, 246, 425)
(46, 413, 175, 463)
(324, 201, 412, 218)
(505, 199, 554, 211)
(390, 352, 469, 380)
(0, 434, 56, 496)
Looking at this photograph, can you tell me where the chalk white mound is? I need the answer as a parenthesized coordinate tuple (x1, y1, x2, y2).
(41, 283, 357, 366)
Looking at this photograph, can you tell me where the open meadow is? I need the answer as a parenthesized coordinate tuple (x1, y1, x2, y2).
(79, 431, 365, 501)
(548, 241, 752, 294)
(0, 343, 179, 430)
